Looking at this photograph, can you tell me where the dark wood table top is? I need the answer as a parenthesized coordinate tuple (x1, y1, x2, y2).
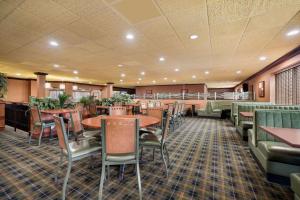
(82, 115, 160, 129)
(259, 126, 300, 148)
(240, 112, 253, 118)
(41, 109, 76, 115)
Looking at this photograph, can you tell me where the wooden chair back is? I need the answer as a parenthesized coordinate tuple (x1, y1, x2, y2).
(54, 116, 69, 150)
(109, 106, 127, 116)
(162, 111, 171, 144)
(147, 108, 163, 127)
(30, 105, 41, 123)
(70, 111, 83, 134)
(101, 118, 138, 155)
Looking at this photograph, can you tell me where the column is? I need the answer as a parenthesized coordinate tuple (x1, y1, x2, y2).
(105, 82, 114, 98)
(34, 72, 48, 98)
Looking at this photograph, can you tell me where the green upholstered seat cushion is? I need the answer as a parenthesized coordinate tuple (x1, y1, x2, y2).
(140, 127, 162, 137)
(106, 154, 136, 162)
(291, 173, 300, 196)
(258, 141, 300, 165)
(64, 138, 101, 158)
(140, 133, 162, 147)
(212, 109, 221, 113)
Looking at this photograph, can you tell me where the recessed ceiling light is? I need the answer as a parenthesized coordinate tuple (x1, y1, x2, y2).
(259, 56, 267, 61)
(138, 78, 142, 81)
(236, 70, 241, 74)
(190, 34, 199, 40)
(16, 73, 21, 76)
(286, 29, 300, 36)
(121, 73, 126, 77)
(49, 40, 59, 46)
(120, 79, 123, 82)
(137, 81, 140, 84)
(159, 57, 165, 61)
(88, 81, 92, 84)
(126, 33, 134, 40)
(73, 70, 78, 74)
(152, 80, 156, 83)
(163, 77, 168, 80)
(118, 64, 123, 67)
(72, 85, 78, 90)
(53, 64, 60, 68)
(205, 71, 209, 75)
(174, 68, 179, 72)
(192, 75, 196, 79)
(140, 71, 145, 75)
(172, 80, 176, 83)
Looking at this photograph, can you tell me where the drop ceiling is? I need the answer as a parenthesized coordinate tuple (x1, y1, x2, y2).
(0, 0, 300, 88)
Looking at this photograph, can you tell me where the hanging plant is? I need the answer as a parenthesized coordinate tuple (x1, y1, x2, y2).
(0, 73, 8, 99)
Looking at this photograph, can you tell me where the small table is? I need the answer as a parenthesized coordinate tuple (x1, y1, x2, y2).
(259, 126, 300, 148)
(240, 112, 253, 118)
(82, 115, 160, 129)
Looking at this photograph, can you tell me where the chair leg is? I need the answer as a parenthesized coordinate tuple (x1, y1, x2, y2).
(164, 144, 170, 166)
(107, 165, 110, 181)
(136, 162, 142, 200)
(62, 159, 72, 200)
(38, 126, 44, 146)
(140, 147, 143, 160)
(160, 147, 168, 178)
(152, 148, 155, 161)
(98, 164, 106, 200)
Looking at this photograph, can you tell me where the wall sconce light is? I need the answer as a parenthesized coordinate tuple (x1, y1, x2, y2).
(59, 83, 65, 90)
(72, 85, 78, 90)
(45, 82, 51, 89)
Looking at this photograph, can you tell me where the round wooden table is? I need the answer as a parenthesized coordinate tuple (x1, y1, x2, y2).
(81, 115, 160, 129)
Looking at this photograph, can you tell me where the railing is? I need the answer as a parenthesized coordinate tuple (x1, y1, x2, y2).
(132, 92, 253, 100)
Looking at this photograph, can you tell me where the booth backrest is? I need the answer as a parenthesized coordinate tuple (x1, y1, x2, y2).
(210, 100, 233, 111)
(231, 101, 272, 122)
(253, 109, 300, 146)
(237, 104, 300, 126)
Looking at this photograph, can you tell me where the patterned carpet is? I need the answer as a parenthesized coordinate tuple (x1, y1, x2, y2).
(0, 117, 293, 200)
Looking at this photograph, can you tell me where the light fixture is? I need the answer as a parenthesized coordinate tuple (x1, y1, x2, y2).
(163, 77, 168, 80)
(159, 57, 165, 61)
(72, 85, 78, 90)
(205, 71, 209, 75)
(53, 64, 60, 68)
(190, 34, 199, 40)
(121, 73, 126, 77)
(192, 75, 196, 79)
(59, 83, 65, 90)
(236, 70, 241, 74)
(172, 80, 176, 83)
(152, 80, 156, 83)
(286, 29, 300, 36)
(73, 70, 78, 74)
(118, 64, 123, 67)
(259, 56, 267, 61)
(49, 40, 59, 46)
(75, 76, 79, 80)
(45, 82, 51, 89)
(89, 81, 92, 84)
(140, 71, 145, 75)
(126, 33, 134, 40)
(174, 68, 179, 72)
(138, 78, 142, 81)
(16, 73, 21, 76)
(120, 79, 123, 82)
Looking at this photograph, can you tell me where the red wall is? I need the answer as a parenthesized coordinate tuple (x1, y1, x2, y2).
(235, 50, 300, 102)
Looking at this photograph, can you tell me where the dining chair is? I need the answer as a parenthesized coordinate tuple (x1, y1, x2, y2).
(69, 110, 100, 139)
(109, 106, 127, 116)
(29, 105, 55, 146)
(89, 103, 98, 117)
(140, 111, 171, 177)
(140, 108, 164, 137)
(98, 118, 142, 200)
(170, 102, 180, 131)
(54, 115, 101, 200)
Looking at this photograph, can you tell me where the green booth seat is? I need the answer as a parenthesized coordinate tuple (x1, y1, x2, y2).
(197, 100, 233, 118)
(236, 104, 300, 140)
(291, 173, 300, 200)
(231, 101, 272, 125)
(248, 109, 300, 184)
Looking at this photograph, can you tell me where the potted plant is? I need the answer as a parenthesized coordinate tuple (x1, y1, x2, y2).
(0, 73, 8, 100)
(79, 95, 95, 118)
(58, 92, 74, 109)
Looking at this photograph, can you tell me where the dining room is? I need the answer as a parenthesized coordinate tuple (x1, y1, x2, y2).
(1, 1, 300, 200)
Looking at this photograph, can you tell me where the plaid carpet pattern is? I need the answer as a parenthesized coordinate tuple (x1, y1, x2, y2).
(0, 118, 293, 200)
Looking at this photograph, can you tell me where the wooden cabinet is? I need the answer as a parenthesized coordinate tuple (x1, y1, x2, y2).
(0, 102, 4, 131)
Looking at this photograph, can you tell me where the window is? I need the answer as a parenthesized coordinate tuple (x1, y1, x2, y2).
(275, 64, 300, 104)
